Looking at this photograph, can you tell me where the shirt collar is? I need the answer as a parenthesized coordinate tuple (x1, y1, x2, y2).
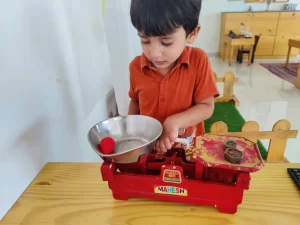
(141, 46, 190, 69)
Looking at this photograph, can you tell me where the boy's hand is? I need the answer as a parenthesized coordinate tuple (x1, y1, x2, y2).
(155, 118, 179, 153)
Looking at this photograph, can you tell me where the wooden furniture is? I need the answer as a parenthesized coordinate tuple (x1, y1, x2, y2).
(214, 72, 240, 106)
(219, 11, 300, 59)
(223, 36, 254, 66)
(209, 119, 297, 163)
(1, 162, 300, 225)
(0, 119, 298, 224)
(298, 65, 300, 89)
(237, 35, 261, 64)
(285, 39, 300, 88)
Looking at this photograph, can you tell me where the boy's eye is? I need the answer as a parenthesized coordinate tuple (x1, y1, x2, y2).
(141, 41, 150, 44)
(162, 42, 173, 47)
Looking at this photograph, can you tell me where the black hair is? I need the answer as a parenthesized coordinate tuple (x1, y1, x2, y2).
(130, 0, 202, 37)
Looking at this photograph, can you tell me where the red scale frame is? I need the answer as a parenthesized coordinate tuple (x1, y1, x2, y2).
(100, 135, 264, 214)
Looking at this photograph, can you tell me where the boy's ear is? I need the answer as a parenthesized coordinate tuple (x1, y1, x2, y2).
(186, 25, 201, 44)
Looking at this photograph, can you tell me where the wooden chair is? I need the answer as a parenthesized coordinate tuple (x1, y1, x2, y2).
(236, 35, 261, 64)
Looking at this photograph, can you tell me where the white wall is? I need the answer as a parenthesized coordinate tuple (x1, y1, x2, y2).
(0, 0, 116, 220)
(104, 0, 142, 116)
(196, 0, 300, 53)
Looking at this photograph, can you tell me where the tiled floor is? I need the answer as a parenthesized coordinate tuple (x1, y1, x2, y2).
(211, 56, 300, 163)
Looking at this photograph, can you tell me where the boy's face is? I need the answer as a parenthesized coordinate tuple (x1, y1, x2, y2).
(138, 26, 200, 72)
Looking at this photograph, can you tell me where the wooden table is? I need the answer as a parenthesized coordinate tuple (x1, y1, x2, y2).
(223, 36, 255, 66)
(285, 39, 300, 88)
(1, 163, 300, 225)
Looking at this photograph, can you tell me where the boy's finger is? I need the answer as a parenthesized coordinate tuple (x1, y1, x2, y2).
(169, 131, 178, 142)
(159, 139, 168, 153)
(155, 140, 161, 153)
(163, 138, 172, 150)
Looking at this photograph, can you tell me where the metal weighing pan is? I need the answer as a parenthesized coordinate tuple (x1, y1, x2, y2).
(88, 115, 163, 163)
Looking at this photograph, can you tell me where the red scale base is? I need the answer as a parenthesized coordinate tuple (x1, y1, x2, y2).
(100, 135, 264, 214)
(101, 148, 252, 214)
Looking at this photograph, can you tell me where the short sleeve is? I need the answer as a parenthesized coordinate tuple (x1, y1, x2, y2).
(193, 51, 219, 103)
(128, 62, 139, 100)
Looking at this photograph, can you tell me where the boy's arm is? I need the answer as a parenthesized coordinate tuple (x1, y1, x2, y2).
(156, 50, 218, 153)
(165, 50, 218, 131)
(164, 96, 214, 130)
(128, 99, 140, 115)
(156, 97, 214, 153)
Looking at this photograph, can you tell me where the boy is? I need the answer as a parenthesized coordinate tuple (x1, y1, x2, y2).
(128, 0, 219, 153)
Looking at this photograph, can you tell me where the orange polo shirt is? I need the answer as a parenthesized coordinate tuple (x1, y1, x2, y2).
(128, 46, 219, 137)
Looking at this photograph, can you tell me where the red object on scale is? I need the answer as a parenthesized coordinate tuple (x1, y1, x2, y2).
(98, 137, 115, 154)
(100, 134, 264, 214)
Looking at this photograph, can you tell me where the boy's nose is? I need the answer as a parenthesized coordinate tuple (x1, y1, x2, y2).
(150, 45, 163, 59)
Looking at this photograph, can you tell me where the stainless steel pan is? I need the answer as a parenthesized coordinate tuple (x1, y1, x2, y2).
(88, 115, 190, 164)
(88, 115, 163, 163)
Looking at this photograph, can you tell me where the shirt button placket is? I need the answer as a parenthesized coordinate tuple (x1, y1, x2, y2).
(159, 79, 168, 116)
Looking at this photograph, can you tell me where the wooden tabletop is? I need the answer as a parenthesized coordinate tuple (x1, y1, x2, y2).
(288, 39, 300, 48)
(224, 36, 255, 46)
(1, 163, 300, 225)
